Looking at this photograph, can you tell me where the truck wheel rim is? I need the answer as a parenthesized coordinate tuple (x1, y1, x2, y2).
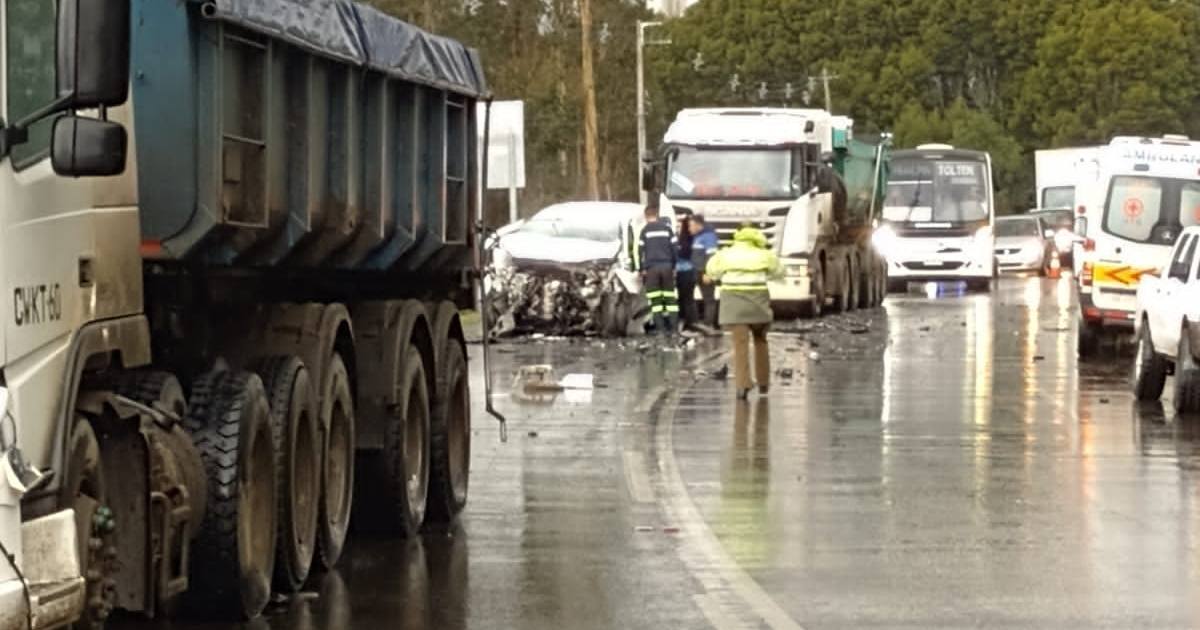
(325, 401, 352, 536)
(238, 419, 275, 608)
(405, 377, 429, 520)
(449, 368, 470, 502)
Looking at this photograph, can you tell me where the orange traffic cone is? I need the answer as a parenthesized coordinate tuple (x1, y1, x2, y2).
(1047, 250, 1062, 279)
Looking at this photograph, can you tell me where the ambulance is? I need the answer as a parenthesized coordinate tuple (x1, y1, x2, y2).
(1076, 135, 1200, 357)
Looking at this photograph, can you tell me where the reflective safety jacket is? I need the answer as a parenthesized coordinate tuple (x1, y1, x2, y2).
(637, 218, 678, 271)
(706, 227, 783, 325)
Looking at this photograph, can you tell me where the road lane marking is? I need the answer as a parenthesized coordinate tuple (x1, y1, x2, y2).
(693, 593, 750, 630)
(623, 449, 655, 503)
(654, 387, 807, 630)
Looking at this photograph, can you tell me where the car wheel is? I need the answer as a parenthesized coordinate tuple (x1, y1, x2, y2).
(1132, 322, 1168, 401)
(1175, 330, 1200, 414)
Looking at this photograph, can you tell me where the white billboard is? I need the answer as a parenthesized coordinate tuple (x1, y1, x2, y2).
(478, 100, 526, 190)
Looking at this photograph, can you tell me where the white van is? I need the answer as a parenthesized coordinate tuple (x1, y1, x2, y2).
(1076, 135, 1200, 356)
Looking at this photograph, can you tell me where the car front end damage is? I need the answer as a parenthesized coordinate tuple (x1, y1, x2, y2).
(486, 259, 647, 337)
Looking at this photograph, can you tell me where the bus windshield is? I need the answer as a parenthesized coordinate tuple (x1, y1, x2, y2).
(666, 147, 797, 200)
(883, 158, 990, 224)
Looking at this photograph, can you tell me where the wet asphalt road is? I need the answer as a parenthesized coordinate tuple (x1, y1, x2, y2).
(124, 276, 1200, 629)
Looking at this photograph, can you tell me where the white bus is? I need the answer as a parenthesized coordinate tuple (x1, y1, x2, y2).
(874, 145, 997, 291)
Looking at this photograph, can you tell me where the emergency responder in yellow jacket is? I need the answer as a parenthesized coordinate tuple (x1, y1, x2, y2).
(706, 225, 783, 399)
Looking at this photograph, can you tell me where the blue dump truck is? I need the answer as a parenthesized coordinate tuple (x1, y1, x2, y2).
(0, 0, 488, 625)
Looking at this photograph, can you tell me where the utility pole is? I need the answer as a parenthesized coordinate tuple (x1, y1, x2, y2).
(637, 20, 666, 206)
(820, 66, 839, 112)
(580, 0, 601, 199)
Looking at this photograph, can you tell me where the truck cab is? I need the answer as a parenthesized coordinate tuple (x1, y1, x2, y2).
(649, 108, 889, 317)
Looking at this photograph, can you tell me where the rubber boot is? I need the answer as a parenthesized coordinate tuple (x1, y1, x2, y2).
(663, 314, 679, 337)
(652, 313, 668, 336)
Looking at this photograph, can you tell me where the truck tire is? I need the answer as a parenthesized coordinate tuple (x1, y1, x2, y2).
(875, 262, 888, 305)
(805, 261, 824, 318)
(857, 259, 873, 309)
(833, 264, 851, 313)
(62, 418, 116, 630)
(1132, 323, 1168, 401)
(184, 370, 276, 620)
(846, 260, 859, 311)
(1174, 332, 1200, 414)
(379, 347, 432, 536)
(316, 353, 355, 570)
(114, 371, 208, 534)
(428, 338, 471, 524)
(254, 356, 320, 593)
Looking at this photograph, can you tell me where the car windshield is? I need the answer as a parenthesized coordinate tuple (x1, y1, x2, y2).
(666, 147, 795, 200)
(520, 207, 623, 242)
(883, 158, 990, 223)
(995, 219, 1040, 237)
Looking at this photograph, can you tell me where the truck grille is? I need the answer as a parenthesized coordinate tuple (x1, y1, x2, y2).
(708, 219, 780, 249)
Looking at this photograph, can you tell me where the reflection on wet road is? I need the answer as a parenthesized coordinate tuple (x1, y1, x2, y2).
(677, 277, 1200, 628)
(121, 277, 1200, 629)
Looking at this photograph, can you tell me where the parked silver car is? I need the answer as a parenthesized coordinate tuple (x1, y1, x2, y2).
(994, 215, 1052, 274)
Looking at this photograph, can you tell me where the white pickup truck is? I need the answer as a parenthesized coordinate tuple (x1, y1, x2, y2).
(1133, 226, 1200, 411)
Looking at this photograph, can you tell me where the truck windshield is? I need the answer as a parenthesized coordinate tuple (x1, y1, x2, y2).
(1102, 175, 1200, 244)
(883, 158, 990, 223)
(666, 147, 795, 200)
(1042, 186, 1074, 209)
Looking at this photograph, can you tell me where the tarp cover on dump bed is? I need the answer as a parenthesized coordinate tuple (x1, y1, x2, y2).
(199, 0, 488, 97)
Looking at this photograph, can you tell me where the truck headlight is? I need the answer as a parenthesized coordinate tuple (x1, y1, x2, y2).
(872, 225, 898, 256)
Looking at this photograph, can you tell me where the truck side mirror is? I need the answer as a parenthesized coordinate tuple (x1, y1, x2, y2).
(1073, 217, 1087, 237)
(52, 116, 127, 177)
(57, 0, 130, 108)
(641, 163, 658, 192)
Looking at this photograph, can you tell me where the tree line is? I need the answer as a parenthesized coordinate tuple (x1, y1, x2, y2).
(370, 0, 1200, 218)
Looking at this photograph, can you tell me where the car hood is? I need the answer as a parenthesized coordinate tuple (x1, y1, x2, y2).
(498, 232, 621, 265)
(995, 235, 1041, 249)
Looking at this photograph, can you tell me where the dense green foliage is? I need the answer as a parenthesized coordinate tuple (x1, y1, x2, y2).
(650, 0, 1200, 212)
(371, 0, 1200, 216)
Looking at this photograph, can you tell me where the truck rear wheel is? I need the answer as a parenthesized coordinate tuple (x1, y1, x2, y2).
(316, 354, 355, 570)
(1132, 323, 1168, 401)
(857, 260, 873, 309)
(1175, 332, 1200, 414)
(833, 265, 851, 313)
(380, 347, 431, 536)
(184, 370, 276, 620)
(255, 356, 320, 593)
(428, 338, 471, 524)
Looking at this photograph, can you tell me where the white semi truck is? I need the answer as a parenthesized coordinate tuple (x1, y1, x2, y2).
(0, 0, 492, 626)
(1035, 147, 1103, 211)
(645, 108, 892, 317)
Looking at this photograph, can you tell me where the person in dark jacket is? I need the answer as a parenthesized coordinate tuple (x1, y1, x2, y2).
(691, 214, 720, 328)
(637, 205, 679, 336)
(676, 214, 700, 332)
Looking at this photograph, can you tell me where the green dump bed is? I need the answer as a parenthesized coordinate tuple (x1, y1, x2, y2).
(833, 137, 891, 228)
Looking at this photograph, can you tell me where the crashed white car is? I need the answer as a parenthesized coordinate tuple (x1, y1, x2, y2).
(486, 202, 648, 336)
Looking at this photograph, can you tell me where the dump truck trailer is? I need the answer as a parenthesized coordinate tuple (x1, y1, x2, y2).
(646, 108, 891, 317)
(0, 0, 487, 625)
